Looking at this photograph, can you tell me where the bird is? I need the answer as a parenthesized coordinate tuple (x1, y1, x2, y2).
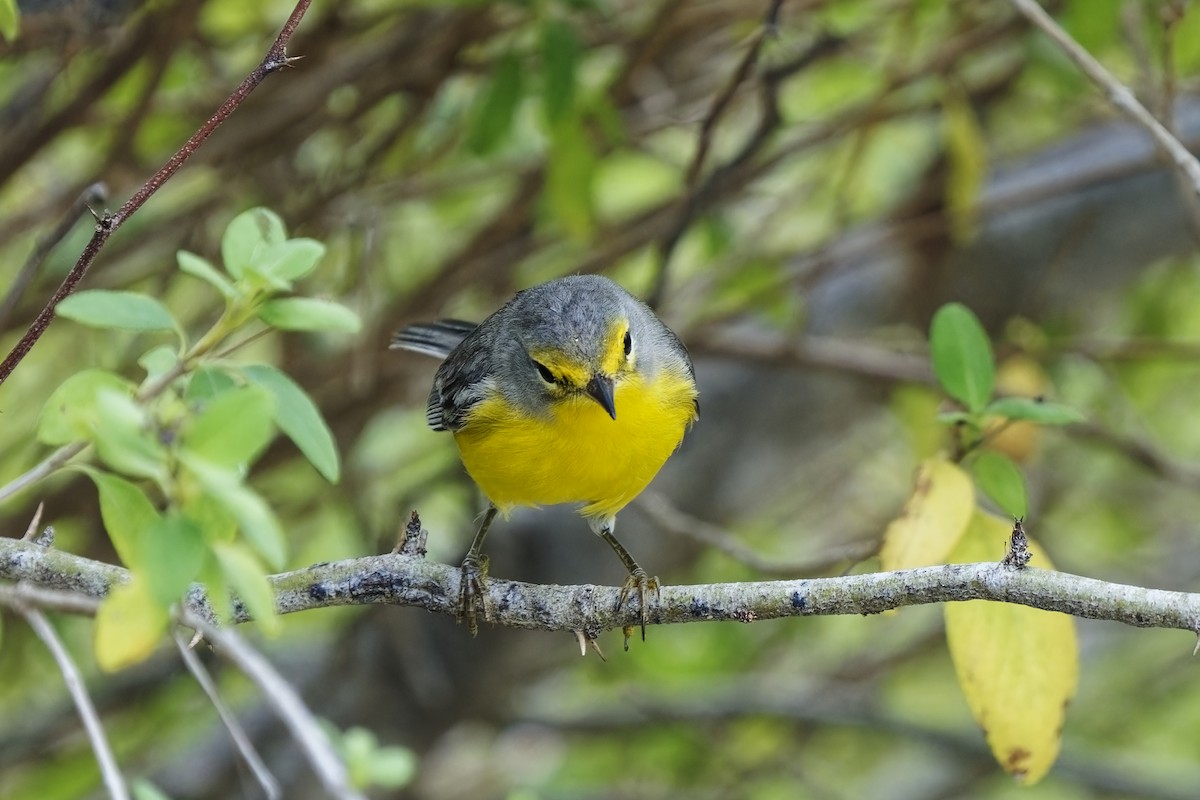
(391, 274, 699, 640)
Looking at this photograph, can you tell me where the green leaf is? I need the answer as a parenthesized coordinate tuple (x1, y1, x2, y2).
(368, 747, 417, 789)
(138, 345, 179, 382)
(466, 51, 524, 155)
(177, 250, 238, 298)
(57, 290, 177, 332)
(91, 389, 169, 481)
(222, 208, 287, 280)
(541, 19, 580, 124)
(971, 450, 1028, 518)
(241, 364, 341, 482)
(142, 513, 207, 606)
(546, 115, 597, 240)
(930, 302, 994, 414)
(131, 779, 174, 800)
(183, 385, 275, 470)
(184, 367, 239, 403)
(182, 455, 287, 569)
(257, 297, 362, 333)
(38, 369, 136, 445)
(0, 0, 19, 42)
(943, 84, 987, 243)
(986, 397, 1085, 426)
(212, 541, 279, 634)
(260, 238, 326, 282)
(81, 468, 160, 569)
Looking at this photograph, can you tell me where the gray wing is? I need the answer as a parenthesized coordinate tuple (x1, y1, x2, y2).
(391, 318, 495, 432)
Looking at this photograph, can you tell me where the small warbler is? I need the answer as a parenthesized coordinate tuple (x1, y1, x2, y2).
(391, 275, 699, 638)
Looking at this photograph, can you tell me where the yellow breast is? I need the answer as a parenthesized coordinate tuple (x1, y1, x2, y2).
(453, 370, 697, 521)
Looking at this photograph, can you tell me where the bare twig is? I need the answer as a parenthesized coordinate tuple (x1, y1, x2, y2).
(5, 537, 1200, 638)
(20, 502, 45, 542)
(635, 490, 877, 577)
(0, 0, 313, 386)
(692, 327, 934, 385)
(0, 587, 128, 800)
(174, 633, 282, 800)
(1008, 0, 1200, 199)
(0, 443, 88, 505)
(178, 611, 364, 800)
(0, 183, 107, 330)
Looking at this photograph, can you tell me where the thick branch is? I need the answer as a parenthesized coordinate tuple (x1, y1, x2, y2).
(2, 538, 1198, 637)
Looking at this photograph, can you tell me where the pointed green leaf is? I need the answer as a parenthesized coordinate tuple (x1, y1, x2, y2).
(182, 454, 287, 569)
(57, 290, 177, 332)
(986, 397, 1085, 426)
(222, 208, 287, 280)
(257, 297, 362, 333)
(546, 115, 597, 240)
(184, 367, 239, 403)
(81, 467, 160, 570)
(971, 450, 1028, 518)
(260, 238, 326, 281)
(943, 84, 987, 243)
(177, 250, 238, 298)
(466, 51, 524, 155)
(541, 19, 580, 124)
(241, 364, 340, 483)
(212, 541, 279, 634)
(183, 385, 275, 470)
(91, 389, 169, 481)
(138, 345, 179, 382)
(0, 0, 18, 42)
(38, 369, 136, 445)
(931, 303, 994, 413)
(142, 513, 208, 605)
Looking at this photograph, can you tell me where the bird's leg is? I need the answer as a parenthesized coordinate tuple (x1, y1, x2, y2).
(596, 522, 660, 646)
(459, 504, 498, 635)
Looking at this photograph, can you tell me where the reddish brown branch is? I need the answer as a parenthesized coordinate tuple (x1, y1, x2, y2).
(0, 0, 314, 387)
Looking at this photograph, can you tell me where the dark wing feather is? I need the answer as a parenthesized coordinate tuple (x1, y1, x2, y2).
(391, 318, 495, 432)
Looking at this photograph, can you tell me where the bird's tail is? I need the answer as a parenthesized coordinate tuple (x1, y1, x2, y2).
(389, 319, 478, 359)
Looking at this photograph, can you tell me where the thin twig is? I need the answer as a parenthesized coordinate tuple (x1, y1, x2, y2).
(0, 587, 128, 800)
(0, 0, 313, 386)
(635, 490, 877, 577)
(0, 183, 107, 330)
(1008, 0, 1200, 199)
(178, 611, 364, 800)
(174, 633, 282, 800)
(0, 442, 88, 505)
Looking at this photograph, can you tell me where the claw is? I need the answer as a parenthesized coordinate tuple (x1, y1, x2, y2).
(457, 552, 493, 636)
(618, 567, 661, 649)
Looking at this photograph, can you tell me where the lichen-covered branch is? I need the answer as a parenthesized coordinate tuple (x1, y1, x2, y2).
(3, 537, 1199, 638)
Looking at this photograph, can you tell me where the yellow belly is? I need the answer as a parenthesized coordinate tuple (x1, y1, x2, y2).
(453, 371, 697, 521)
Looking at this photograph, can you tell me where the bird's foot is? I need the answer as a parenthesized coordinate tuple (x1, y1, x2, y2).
(457, 553, 493, 636)
(618, 567, 661, 650)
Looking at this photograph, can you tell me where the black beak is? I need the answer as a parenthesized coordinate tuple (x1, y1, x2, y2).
(586, 374, 617, 420)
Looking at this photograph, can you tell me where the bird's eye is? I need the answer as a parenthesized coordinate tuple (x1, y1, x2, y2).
(623, 330, 632, 357)
(533, 361, 556, 383)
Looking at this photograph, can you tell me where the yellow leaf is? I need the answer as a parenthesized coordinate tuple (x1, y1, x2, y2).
(945, 512, 1079, 785)
(879, 458, 974, 571)
(95, 579, 169, 672)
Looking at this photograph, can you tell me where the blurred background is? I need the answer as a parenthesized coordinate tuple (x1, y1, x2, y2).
(3, 0, 1200, 797)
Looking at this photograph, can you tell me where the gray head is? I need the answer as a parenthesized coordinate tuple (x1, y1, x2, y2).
(488, 275, 692, 418)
